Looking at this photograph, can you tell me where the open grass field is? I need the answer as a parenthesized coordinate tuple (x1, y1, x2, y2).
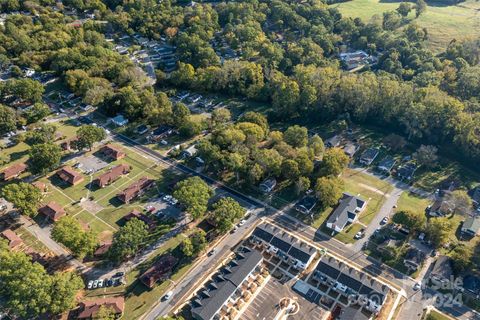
(424, 309, 454, 320)
(330, 0, 480, 52)
(396, 191, 431, 215)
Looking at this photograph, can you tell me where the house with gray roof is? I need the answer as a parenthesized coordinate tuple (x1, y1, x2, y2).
(359, 148, 379, 166)
(461, 216, 480, 238)
(326, 193, 366, 233)
(430, 255, 453, 287)
(377, 156, 396, 174)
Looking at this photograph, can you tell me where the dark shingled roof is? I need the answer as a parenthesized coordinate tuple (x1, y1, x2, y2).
(191, 249, 262, 320)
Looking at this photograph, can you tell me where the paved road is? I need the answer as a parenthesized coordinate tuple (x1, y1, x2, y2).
(100, 119, 478, 320)
(141, 209, 263, 320)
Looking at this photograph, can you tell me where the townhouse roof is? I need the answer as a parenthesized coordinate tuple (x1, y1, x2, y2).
(38, 201, 65, 221)
(94, 164, 130, 187)
(463, 216, 480, 234)
(57, 166, 84, 185)
(191, 248, 262, 320)
(100, 144, 126, 160)
(117, 177, 155, 203)
(252, 223, 316, 264)
(140, 254, 178, 288)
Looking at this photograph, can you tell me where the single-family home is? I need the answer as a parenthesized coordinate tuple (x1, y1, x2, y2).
(77, 296, 125, 319)
(94, 164, 131, 188)
(0, 162, 27, 181)
(57, 166, 84, 186)
(100, 144, 126, 161)
(403, 247, 426, 271)
(343, 142, 359, 158)
(428, 198, 453, 217)
(430, 255, 453, 286)
(397, 163, 417, 181)
(140, 254, 178, 288)
(461, 216, 480, 238)
(1, 229, 23, 249)
(471, 186, 480, 208)
(136, 124, 149, 135)
(93, 242, 112, 258)
(259, 178, 277, 194)
(326, 135, 342, 148)
(326, 193, 366, 232)
(117, 177, 155, 204)
(294, 196, 317, 215)
(377, 156, 396, 174)
(463, 275, 480, 297)
(359, 148, 379, 166)
(38, 201, 66, 221)
(110, 115, 128, 127)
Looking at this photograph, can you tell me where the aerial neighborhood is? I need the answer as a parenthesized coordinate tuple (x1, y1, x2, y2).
(0, 0, 480, 320)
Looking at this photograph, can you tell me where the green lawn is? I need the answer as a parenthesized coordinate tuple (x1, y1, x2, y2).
(424, 309, 452, 320)
(342, 168, 393, 225)
(396, 191, 430, 216)
(330, 0, 480, 52)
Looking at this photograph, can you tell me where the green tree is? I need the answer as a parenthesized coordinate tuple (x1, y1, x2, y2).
(24, 124, 57, 146)
(108, 218, 149, 263)
(182, 230, 208, 257)
(181, 238, 194, 257)
(295, 176, 311, 196)
(211, 197, 245, 234)
(94, 306, 117, 320)
(450, 244, 473, 275)
(309, 135, 325, 157)
(1, 182, 42, 217)
(396, 2, 411, 17)
(172, 103, 191, 128)
(281, 159, 300, 181)
(239, 111, 269, 133)
(174, 177, 213, 220)
(170, 62, 195, 88)
(52, 216, 97, 258)
(315, 176, 344, 208)
(23, 103, 51, 124)
(75, 125, 106, 151)
(0, 104, 16, 135)
(49, 271, 84, 315)
(392, 210, 426, 232)
(445, 190, 472, 216)
(413, 145, 438, 168)
(427, 217, 455, 248)
(283, 125, 308, 148)
(415, 0, 427, 17)
(28, 143, 62, 174)
(211, 108, 231, 130)
(319, 148, 350, 177)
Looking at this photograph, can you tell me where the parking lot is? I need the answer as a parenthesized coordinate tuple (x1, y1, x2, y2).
(242, 277, 326, 320)
(74, 155, 109, 174)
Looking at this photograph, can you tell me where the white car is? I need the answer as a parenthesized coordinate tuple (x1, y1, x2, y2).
(163, 195, 172, 202)
(97, 279, 104, 288)
(239, 219, 246, 226)
(93, 280, 99, 288)
(164, 291, 174, 300)
(413, 282, 422, 291)
(87, 280, 93, 289)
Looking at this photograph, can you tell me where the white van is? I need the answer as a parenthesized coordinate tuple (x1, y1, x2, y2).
(164, 291, 174, 301)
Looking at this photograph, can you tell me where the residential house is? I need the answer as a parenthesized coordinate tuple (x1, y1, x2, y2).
(77, 296, 125, 319)
(397, 163, 417, 181)
(259, 178, 277, 194)
(428, 198, 452, 217)
(191, 248, 263, 320)
(110, 115, 128, 127)
(326, 135, 342, 148)
(251, 223, 316, 270)
(57, 166, 84, 186)
(60, 137, 79, 151)
(182, 145, 198, 158)
(1, 229, 23, 249)
(463, 275, 480, 297)
(359, 148, 379, 166)
(326, 193, 366, 232)
(32, 181, 48, 192)
(430, 256, 453, 287)
(377, 156, 396, 174)
(403, 248, 426, 271)
(0, 162, 27, 181)
(343, 142, 359, 158)
(100, 144, 126, 161)
(93, 242, 112, 258)
(471, 187, 480, 208)
(123, 209, 157, 230)
(136, 124, 149, 135)
(38, 201, 66, 221)
(461, 216, 480, 238)
(117, 177, 155, 203)
(294, 196, 317, 215)
(140, 254, 178, 288)
(94, 164, 131, 188)
(339, 50, 374, 70)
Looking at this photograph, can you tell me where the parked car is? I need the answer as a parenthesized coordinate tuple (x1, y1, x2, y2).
(208, 248, 217, 256)
(93, 280, 99, 289)
(87, 280, 93, 289)
(97, 279, 104, 288)
(413, 282, 422, 291)
(239, 219, 246, 226)
(113, 272, 125, 278)
(354, 229, 366, 239)
(380, 217, 389, 225)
